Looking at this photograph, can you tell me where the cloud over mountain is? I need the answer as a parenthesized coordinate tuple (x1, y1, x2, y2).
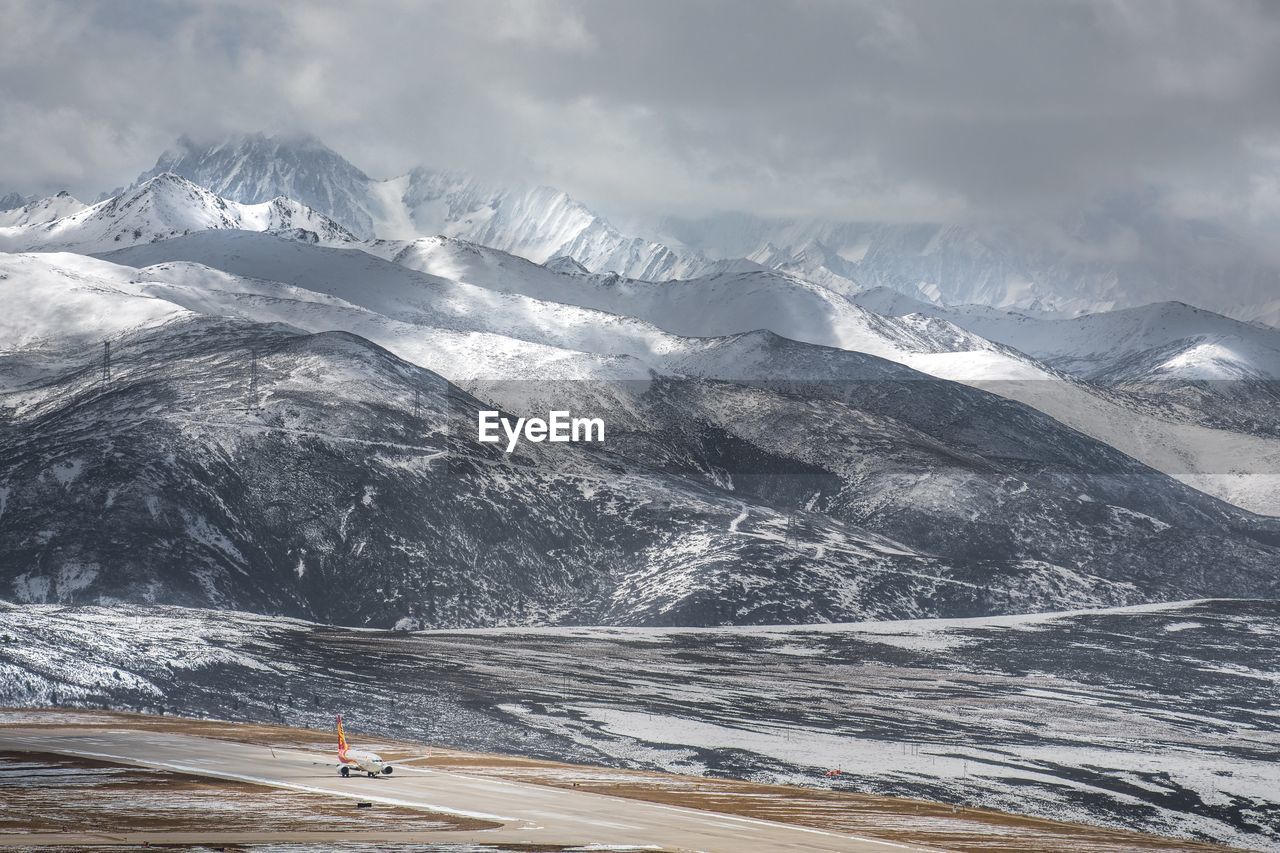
(3, 0, 1280, 242)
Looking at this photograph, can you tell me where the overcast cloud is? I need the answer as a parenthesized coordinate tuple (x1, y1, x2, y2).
(2, 0, 1280, 231)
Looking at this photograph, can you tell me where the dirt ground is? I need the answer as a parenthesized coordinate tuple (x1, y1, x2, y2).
(0, 749, 492, 836)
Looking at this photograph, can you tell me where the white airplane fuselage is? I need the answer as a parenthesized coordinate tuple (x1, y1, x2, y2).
(341, 747, 388, 775)
(336, 714, 392, 777)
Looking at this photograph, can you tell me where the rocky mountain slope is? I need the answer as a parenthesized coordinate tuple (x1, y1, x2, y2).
(365, 236, 1280, 516)
(3, 248, 1279, 625)
(0, 313, 1073, 627)
(17, 175, 1270, 516)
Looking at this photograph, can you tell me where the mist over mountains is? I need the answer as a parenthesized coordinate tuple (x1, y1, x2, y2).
(89, 132, 1280, 323)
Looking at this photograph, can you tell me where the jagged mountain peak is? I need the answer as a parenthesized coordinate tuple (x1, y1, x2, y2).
(137, 132, 376, 238)
(0, 190, 87, 228)
(126, 132, 708, 278)
(110, 131, 1280, 325)
(0, 172, 352, 254)
(545, 255, 591, 275)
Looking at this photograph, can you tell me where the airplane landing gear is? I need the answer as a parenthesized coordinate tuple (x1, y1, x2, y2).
(367, 771, 377, 777)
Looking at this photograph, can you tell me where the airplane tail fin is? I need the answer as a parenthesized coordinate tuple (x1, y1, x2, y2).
(336, 713, 349, 758)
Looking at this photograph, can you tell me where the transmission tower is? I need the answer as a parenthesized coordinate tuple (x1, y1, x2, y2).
(100, 340, 112, 390)
(426, 560, 436, 622)
(248, 348, 260, 411)
(784, 511, 801, 548)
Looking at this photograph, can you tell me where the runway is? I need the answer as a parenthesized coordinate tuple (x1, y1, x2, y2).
(0, 726, 929, 851)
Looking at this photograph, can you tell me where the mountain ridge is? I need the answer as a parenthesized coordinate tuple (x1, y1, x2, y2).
(114, 132, 1280, 327)
(0, 173, 353, 253)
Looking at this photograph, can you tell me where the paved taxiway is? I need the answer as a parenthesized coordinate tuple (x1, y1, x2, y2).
(0, 726, 930, 851)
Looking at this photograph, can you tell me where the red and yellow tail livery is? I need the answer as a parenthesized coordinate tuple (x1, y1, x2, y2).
(336, 713, 349, 760)
(335, 713, 392, 778)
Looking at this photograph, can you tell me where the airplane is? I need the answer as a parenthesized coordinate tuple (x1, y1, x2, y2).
(336, 714, 393, 778)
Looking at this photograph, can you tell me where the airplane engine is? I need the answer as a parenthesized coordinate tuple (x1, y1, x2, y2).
(382, 765, 393, 774)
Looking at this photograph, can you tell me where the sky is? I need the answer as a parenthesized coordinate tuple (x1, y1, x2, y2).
(2, 0, 1280, 237)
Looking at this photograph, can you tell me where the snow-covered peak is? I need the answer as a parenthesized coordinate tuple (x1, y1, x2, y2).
(238, 196, 357, 241)
(0, 173, 353, 254)
(391, 167, 704, 280)
(136, 132, 376, 238)
(938, 299, 1280, 380)
(127, 133, 710, 279)
(110, 132, 1280, 321)
(0, 191, 87, 227)
(544, 255, 591, 275)
(382, 234, 1003, 364)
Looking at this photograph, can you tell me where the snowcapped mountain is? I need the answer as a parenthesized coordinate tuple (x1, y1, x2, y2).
(662, 214, 1081, 309)
(0, 191, 31, 211)
(893, 299, 1280, 460)
(77, 236, 1280, 577)
(0, 288, 1096, 625)
(847, 292, 1280, 383)
(353, 235, 1280, 515)
(660, 201, 1280, 324)
(136, 133, 377, 238)
(0, 174, 353, 254)
(391, 167, 701, 279)
(746, 239, 865, 296)
(6, 246, 1280, 626)
(1234, 299, 1280, 330)
(944, 300, 1280, 383)
(845, 285, 941, 317)
(0, 191, 86, 227)
(127, 133, 1280, 326)
(4, 154, 1280, 627)
(379, 235, 1000, 362)
(134, 134, 703, 279)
